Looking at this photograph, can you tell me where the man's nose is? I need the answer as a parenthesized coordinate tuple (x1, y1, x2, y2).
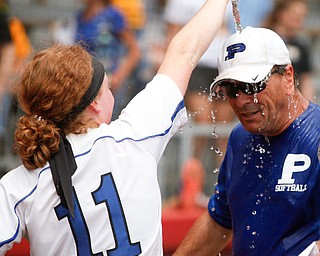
(233, 90, 255, 108)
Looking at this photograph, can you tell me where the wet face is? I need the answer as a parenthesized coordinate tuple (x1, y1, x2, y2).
(227, 70, 293, 136)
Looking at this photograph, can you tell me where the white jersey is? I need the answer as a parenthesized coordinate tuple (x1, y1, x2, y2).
(0, 74, 188, 256)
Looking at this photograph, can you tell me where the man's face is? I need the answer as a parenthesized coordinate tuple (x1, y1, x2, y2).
(226, 68, 294, 136)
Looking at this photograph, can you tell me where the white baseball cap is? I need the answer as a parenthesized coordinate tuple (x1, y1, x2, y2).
(210, 26, 291, 93)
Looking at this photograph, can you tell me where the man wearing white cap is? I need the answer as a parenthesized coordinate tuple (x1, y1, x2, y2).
(174, 26, 320, 256)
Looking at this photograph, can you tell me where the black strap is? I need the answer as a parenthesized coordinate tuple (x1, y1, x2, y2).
(49, 134, 77, 218)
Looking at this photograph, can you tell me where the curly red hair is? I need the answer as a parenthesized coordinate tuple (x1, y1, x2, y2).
(14, 44, 94, 169)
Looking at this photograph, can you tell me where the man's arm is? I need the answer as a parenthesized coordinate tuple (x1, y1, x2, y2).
(173, 211, 233, 256)
(157, 0, 229, 96)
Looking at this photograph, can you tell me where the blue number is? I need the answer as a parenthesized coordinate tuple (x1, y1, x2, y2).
(55, 173, 141, 256)
(55, 191, 103, 256)
(92, 174, 141, 256)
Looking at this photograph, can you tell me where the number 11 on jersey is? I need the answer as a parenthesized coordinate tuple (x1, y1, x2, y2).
(55, 173, 142, 256)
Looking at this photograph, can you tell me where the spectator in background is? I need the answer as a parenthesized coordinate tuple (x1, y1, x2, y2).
(163, 157, 208, 210)
(111, 0, 148, 107)
(111, 0, 145, 34)
(74, 0, 140, 120)
(0, 0, 15, 142)
(0, 0, 15, 110)
(9, 16, 32, 72)
(226, 0, 274, 33)
(263, 0, 315, 102)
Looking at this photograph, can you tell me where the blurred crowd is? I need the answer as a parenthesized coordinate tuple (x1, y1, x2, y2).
(1, 0, 320, 199)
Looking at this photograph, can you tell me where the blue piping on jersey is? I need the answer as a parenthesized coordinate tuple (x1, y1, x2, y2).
(76, 99, 185, 158)
(0, 99, 185, 249)
(0, 167, 48, 247)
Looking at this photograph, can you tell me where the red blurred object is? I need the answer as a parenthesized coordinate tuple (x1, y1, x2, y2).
(162, 158, 232, 255)
(162, 208, 205, 254)
(162, 208, 232, 255)
(5, 238, 30, 256)
(178, 158, 206, 209)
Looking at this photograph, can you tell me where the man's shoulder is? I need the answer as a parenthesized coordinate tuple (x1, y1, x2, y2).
(305, 102, 320, 121)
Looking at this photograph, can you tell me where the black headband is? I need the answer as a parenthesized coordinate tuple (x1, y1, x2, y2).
(49, 56, 105, 218)
(59, 57, 105, 128)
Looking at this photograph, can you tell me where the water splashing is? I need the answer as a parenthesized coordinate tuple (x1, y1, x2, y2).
(253, 93, 259, 103)
(287, 94, 298, 119)
(213, 168, 219, 174)
(288, 95, 292, 119)
(231, 0, 243, 33)
(215, 148, 224, 157)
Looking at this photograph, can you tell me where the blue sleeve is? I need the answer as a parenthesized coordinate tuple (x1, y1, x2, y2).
(108, 7, 126, 34)
(207, 141, 233, 230)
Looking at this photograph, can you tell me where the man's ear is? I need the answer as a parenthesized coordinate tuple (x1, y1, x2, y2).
(284, 65, 295, 95)
(88, 99, 101, 113)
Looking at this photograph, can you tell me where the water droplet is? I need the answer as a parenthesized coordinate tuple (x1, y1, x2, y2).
(211, 111, 216, 121)
(252, 210, 257, 215)
(212, 132, 219, 139)
(211, 207, 216, 212)
(215, 148, 223, 157)
(252, 231, 257, 236)
(256, 200, 261, 205)
(213, 168, 219, 174)
(246, 225, 250, 230)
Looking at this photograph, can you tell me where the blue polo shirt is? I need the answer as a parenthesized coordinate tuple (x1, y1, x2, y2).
(209, 102, 320, 255)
